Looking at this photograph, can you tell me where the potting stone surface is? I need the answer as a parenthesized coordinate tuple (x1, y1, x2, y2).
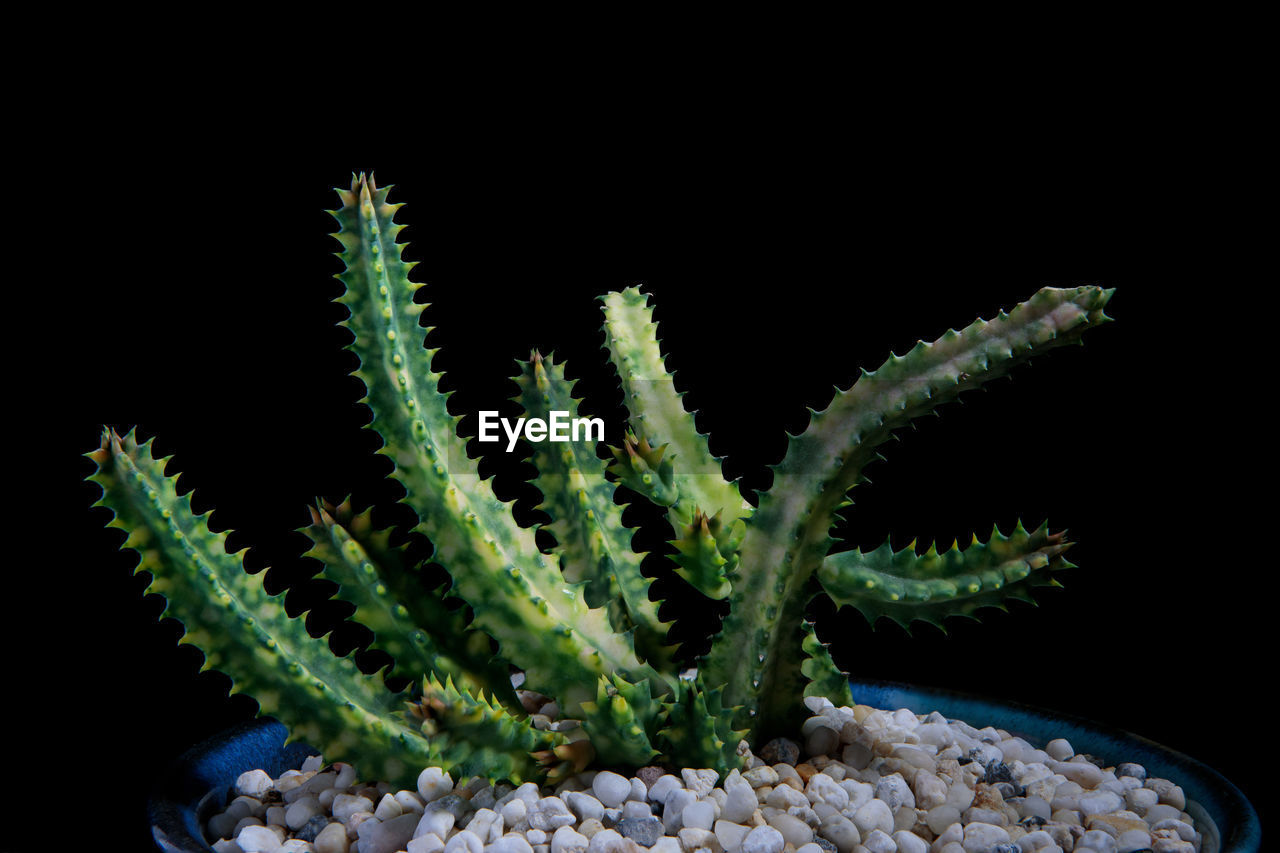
(201, 695, 1201, 853)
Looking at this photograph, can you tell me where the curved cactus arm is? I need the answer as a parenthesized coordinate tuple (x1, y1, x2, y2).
(704, 286, 1113, 738)
(601, 287, 752, 546)
(302, 500, 521, 709)
(87, 429, 435, 787)
(407, 674, 566, 784)
(331, 174, 660, 714)
(513, 352, 676, 673)
(818, 521, 1074, 634)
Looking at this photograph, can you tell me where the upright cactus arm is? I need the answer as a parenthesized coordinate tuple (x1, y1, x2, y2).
(655, 675, 749, 776)
(87, 429, 435, 787)
(601, 287, 742, 517)
(302, 501, 521, 710)
(577, 674, 662, 769)
(513, 352, 677, 674)
(704, 285, 1114, 739)
(601, 287, 753, 599)
(818, 521, 1074, 634)
(332, 174, 659, 714)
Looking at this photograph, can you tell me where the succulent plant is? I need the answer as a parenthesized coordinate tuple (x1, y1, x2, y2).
(87, 173, 1114, 790)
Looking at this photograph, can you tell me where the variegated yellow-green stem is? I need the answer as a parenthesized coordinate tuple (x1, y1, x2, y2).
(88, 173, 1114, 788)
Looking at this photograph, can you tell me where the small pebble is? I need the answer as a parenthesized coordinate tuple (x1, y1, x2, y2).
(410, 836, 446, 853)
(551, 827, 590, 853)
(489, 835, 535, 853)
(805, 726, 840, 758)
(237, 770, 275, 799)
(962, 822, 1010, 852)
(501, 799, 528, 827)
(766, 812, 812, 847)
(238, 824, 284, 853)
(419, 768, 455, 804)
(893, 830, 927, 853)
(1116, 763, 1146, 781)
(818, 815, 862, 853)
(234, 817, 266, 836)
(860, 828, 894, 853)
(296, 815, 331, 843)
(681, 801, 716, 831)
(361, 813, 420, 853)
(419, 808, 457, 839)
(721, 779, 756, 823)
(1045, 739, 1074, 761)
(742, 824, 784, 853)
(620, 800, 651, 820)
(682, 769, 718, 798)
(373, 793, 403, 821)
(678, 827, 718, 852)
(312, 822, 348, 853)
(759, 739, 800, 766)
(533, 797, 579, 831)
(1080, 828, 1119, 853)
(647, 775, 682, 806)
(635, 767, 665, 790)
(586, 829, 634, 853)
(333, 765, 357, 790)
(565, 792, 605, 823)
(1116, 828, 1153, 852)
(287, 798, 324, 830)
(743, 766, 779, 788)
(716, 819, 751, 853)
(429, 793, 473, 820)
(851, 799, 893, 836)
(592, 772, 631, 808)
(331, 794, 373, 823)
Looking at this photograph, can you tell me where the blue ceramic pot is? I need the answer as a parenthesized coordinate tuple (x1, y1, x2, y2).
(150, 718, 318, 853)
(150, 680, 1261, 853)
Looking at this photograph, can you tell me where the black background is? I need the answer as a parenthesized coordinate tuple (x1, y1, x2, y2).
(25, 151, 1266, 850)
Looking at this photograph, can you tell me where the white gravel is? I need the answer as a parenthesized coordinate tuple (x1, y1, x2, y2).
(206, 696, 1202, 853)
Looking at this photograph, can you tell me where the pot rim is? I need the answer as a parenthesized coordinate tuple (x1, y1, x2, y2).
(148, 678, 1261, 853)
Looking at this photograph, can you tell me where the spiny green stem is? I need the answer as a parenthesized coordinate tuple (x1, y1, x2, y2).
(514, 351, 677, 674)
(704, 285, 1113, 740)
(410, 674, 567, 784)
(302, 500, 520, 709)
(332, 174, 662, 713)
(88, 429, 433, 787)
(601, 287, 752, 600)
(819, 521, 1073, 634)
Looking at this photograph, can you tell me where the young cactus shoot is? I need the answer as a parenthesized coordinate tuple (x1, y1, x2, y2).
(87, 173, 1114, 789)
